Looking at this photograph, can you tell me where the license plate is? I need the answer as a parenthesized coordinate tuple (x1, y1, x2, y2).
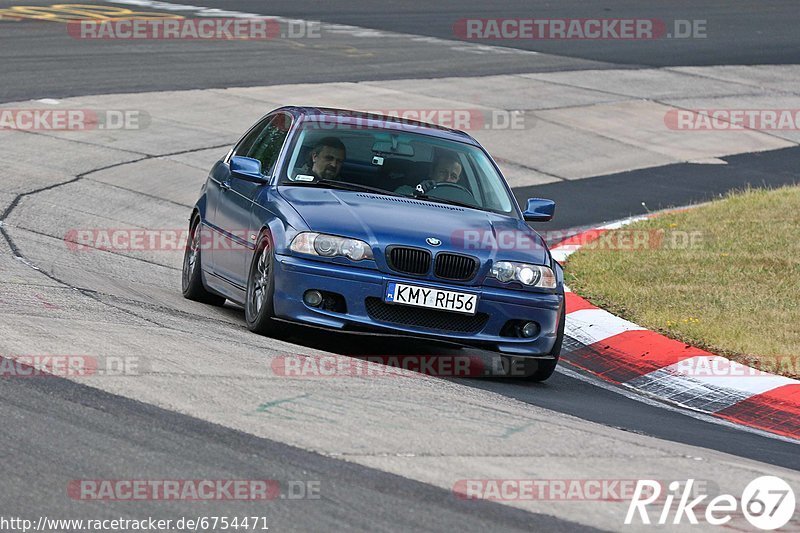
(384, 282, 478, 315)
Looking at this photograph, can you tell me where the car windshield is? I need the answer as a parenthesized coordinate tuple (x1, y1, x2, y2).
(280, 119, 516, 215)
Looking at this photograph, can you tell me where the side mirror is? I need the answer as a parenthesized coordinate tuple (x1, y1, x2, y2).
(523, 198, 555, 222)
(230, 156, 267, 184)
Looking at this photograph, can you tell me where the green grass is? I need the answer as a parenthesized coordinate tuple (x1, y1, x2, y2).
(564, 186, 800, 378)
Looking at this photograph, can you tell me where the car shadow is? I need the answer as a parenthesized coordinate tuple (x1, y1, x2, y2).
(220, 301, 556, 398)
(257, 313, 553, 383)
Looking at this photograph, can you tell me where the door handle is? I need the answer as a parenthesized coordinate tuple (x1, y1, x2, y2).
(220, 180, 231, 191)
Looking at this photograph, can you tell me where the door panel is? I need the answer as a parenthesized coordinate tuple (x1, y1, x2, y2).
(212, 112, 291, 286)
(213, 177, 260, 287)
(201, 161, 230, 274)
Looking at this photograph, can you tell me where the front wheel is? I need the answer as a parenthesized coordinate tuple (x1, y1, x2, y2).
(182, 215, 226, 306)
(245, 232, 281, 336)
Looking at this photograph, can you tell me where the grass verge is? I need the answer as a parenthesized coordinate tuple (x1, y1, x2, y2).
(564, 186, 800, 378)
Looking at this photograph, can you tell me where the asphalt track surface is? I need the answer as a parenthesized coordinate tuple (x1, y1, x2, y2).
(519, 146, 800, 231)
(2, 0, 800, 102)
(0, 0, 610, 103)
(1, 368, 594, 532)
(1, 1, 800, 531)
(191, 0, 800, 66)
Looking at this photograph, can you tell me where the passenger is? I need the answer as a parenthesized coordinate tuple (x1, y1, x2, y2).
(395, 154, 463, 195)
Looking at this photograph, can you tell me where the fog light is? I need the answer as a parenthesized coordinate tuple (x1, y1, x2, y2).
(303, 290, 323, 307)
(521, 321, 539, 338)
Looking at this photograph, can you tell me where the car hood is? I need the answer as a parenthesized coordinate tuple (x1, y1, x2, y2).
(278, 187, 549, 265)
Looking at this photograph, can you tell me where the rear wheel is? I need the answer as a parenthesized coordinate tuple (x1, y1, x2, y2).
(182, 215, 226, 306)
(524, 303, 565, 382)
(245, 232, 281, 336)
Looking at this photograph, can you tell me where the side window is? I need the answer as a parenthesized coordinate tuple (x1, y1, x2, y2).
(244, 114, 291, 175)
(233, 116, 271, 158)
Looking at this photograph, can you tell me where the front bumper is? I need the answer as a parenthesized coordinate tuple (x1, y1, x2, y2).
(273, 254, 563, 355)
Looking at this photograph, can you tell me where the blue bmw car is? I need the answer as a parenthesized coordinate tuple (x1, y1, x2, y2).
(182, 107, 565, 380)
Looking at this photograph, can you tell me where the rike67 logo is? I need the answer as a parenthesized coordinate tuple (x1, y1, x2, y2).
(626, 476, 796, 530)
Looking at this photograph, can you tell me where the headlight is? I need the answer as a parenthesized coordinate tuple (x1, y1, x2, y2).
(489, 261, 515, 283)
(489, 261, 556, 289)
(314, 234, 339, 256)
(290, 232, 373, 261)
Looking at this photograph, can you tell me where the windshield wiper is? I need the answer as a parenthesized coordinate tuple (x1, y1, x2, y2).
(318, 180, 404, 196)
(411, 193, 478, 210)
(284, 179, 403, 197)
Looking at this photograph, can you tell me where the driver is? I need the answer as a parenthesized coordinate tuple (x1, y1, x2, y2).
(295, 137, 346, 180)
(395, 155, 462, 196)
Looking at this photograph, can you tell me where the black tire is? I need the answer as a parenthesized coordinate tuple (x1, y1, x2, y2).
(245, 231, 281, 336)
(182, 215, 226, 306)
(525, 302, 566, 382)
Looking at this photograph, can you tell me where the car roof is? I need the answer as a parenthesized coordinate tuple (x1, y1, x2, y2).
(274, 106, 481, 145)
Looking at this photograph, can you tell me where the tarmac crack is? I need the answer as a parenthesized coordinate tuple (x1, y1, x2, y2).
(649, 97, 800, 147)
(492, 157, 567, 181)
(0, 143, 232, 334)
(516, 71, 800, 150)
(662, 67, 800, 98)
(323, 452, 670, 459)
(84, 177, 194, 209)
(13, 225, 181, 272)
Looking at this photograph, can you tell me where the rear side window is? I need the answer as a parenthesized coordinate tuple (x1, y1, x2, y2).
(234, 113, 291, 175)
